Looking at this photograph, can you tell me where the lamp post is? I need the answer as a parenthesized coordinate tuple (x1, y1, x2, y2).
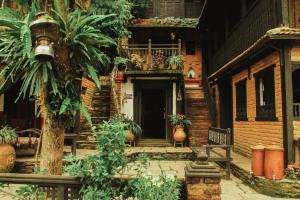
(29, 12, 60, 61)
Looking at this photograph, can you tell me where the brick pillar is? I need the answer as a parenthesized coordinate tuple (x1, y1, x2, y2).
(110, 72, 123, 118)
(185, 151, 221, 200)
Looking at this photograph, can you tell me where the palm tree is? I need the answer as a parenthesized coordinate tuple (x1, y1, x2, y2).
(0, 0, 117, 174)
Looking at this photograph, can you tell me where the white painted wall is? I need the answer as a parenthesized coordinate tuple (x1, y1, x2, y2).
(121, 78, 134, 119)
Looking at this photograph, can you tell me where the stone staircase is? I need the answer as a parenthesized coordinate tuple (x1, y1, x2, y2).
(137, 139, 172, 147)
(77, 84, 111, 149)
(185, 86, 211, 146)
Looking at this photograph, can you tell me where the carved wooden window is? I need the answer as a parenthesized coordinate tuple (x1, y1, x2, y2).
(254, 65, 277, 121)
(235, 79, 247, 120)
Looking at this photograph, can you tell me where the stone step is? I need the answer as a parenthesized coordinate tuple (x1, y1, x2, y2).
(76, 140, 98, 149)
(138, 139, 172, 147)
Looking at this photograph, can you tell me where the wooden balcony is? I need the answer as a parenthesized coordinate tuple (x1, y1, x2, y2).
(294, 103, 300, 119)
(140, 0, 204, 19)
(208, 0, 280, 75)
(119, 39, 182, 71)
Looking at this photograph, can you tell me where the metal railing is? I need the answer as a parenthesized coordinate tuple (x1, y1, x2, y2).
(294, 103, 300, 119)
(119, 39, 182, 70)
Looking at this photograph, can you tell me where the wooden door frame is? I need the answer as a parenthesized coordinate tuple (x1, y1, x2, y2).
(133, 80, 173, 141)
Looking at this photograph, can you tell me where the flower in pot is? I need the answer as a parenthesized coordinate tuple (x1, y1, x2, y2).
(123, 117, 142, 143)
(167, 55, 184, 70)
(0, 126, 18, 173)
(131, 54, 145, 70)
(151, 50, 165, 69)
(169, 114, 191, 143)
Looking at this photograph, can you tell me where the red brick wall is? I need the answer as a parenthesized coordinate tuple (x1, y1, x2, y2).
(232, 52, 283, 157)
(110, 72, 123, 118)
(80, 78, 96, 122)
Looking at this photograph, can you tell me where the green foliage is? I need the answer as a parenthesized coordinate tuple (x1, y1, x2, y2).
(167, 55, 184, 70)
(150, 17, 198, 28)
(65, 118, 148, 199)
(129, 171, 180, 200)
(90, 0, 133, 39)
(0, 126, 17, 144)
(0, 2, 120, 125)
(15, 185, 46, 200)
(169, 114, 192, 127)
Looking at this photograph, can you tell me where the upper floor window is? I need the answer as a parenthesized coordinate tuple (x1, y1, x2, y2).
(254, 66, 277, 121)
(186, 41, 195, 55)
(235, 79, 247, 120)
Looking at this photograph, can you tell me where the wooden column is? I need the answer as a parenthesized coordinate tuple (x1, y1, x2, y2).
(280, 44, 295, 166)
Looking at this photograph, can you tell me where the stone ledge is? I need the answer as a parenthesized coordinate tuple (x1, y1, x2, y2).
(219, 161, 300, 198)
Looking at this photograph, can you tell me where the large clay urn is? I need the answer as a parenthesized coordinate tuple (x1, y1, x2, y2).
(173, 125, 186, 142)
(251, 143, 265, 176)
(0, 144, 16, 173)
(264, 144, 284, 180)
(125, 129, 135, 142)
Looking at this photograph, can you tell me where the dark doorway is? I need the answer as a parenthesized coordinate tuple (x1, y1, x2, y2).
(141, 89, 166, 139)
(4, 82, 36, 130)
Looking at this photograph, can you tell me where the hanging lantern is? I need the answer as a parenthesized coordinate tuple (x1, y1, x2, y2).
(29, 12, 60, 61)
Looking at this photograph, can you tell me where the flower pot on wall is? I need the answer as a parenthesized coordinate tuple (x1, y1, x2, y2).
(158, 63, 164, 69)
(171, 64, 177, 70)
(0, 144, 16, 173)
(173, 125, 186, 142)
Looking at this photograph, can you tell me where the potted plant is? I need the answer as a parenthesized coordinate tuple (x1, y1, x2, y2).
(0, 126, 18, 173)
(130, 54, 145, 70)
(152, 50, 165, 69)
(123, 117, 142, 144)
(167, 55, 184, 70)
(169, 114, 191, 143)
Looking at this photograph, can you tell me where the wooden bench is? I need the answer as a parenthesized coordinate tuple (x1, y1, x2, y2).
(15, 128, 41, 157)
(205, 127, 232, 179)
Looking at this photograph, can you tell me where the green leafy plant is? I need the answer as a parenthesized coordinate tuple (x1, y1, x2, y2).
(0, 126, 17, 144)
(169, 114, 191, 127)
(150, 17, 198, 28)
(129, 171, 180, 200)
(64, 118, 148, 199)
(123, 116, 142, 136)
(167, 55, 184, 70)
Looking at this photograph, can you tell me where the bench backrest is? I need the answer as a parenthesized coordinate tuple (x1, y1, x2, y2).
(208, 127, 231, 145)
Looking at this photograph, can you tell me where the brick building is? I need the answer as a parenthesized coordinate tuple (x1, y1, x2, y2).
(199, 0, 300, 165)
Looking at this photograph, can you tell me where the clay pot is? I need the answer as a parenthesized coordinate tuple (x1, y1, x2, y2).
(173, 126, 186, 142)
(0, 144, 16, 173)
(251, 144, 265, 176)
(264, 144, 284, 180)
(125, 129, 135, 142)
(158, 63, 164, 69)
(171, 64, 177, 70)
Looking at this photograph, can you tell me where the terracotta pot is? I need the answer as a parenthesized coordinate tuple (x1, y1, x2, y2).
(173, 126, 186, 142)
(251, 144, 265, 176)
(125, 129, 135, 142)
(264, 144, 284, 180)
(0, 144, 16, 173)
(171, 64, 177, 70)
(158, 63, 164, 69)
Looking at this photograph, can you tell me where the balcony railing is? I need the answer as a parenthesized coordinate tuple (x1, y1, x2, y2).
(208, 0, 280, 75)
(294, 103, 300, 119)
(119, 39, 181, 70)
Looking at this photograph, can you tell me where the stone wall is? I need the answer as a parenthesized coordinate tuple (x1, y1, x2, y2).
(232, 52, 283, 158)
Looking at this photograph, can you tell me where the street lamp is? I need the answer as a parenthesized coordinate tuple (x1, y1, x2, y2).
(29, 12, 60, 61)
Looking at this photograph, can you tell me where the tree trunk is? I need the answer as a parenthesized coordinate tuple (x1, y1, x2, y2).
(40, 116, 65, 175)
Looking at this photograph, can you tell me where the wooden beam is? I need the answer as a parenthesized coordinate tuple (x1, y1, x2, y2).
(280, 0, 290, 26)
(280, 43, 295, 166)
(295, 0, 299, 27)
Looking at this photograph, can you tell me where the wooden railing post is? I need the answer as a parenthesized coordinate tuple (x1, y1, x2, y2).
(178, 39, 182, 55)
(148, 39, 152, 66)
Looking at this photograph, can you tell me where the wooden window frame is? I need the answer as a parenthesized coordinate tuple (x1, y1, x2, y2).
(235, 79, 248, 121)
(254, 65, 277, 121)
